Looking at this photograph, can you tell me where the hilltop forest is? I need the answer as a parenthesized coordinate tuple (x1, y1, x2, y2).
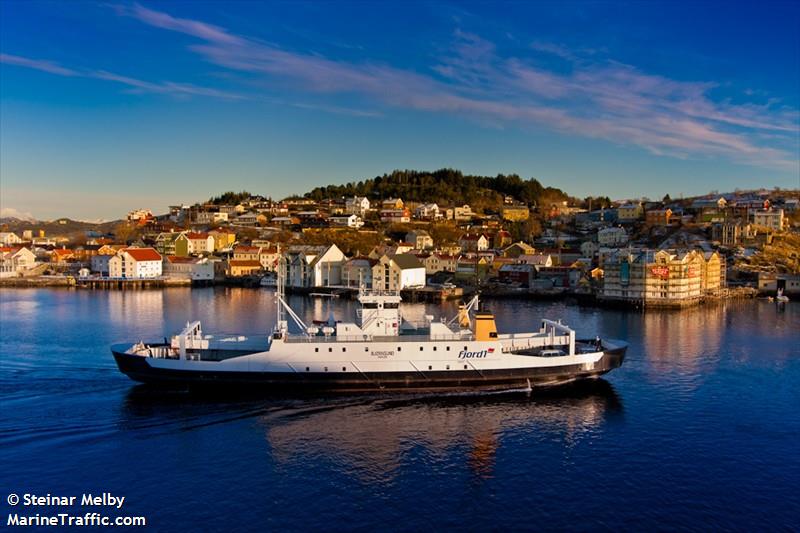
(304, 169, 573, 211)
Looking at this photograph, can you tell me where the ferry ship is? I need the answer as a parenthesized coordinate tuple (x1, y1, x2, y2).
(112, 265, 626, 392)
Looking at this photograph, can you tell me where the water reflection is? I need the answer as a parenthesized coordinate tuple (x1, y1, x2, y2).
(641, 305, 725, 380)
(265, 382, 622, 482)
(118, 381, 622, 481)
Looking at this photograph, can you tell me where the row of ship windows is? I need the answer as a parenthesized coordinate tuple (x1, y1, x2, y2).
(304, 364, 470, 372)
(314, 346, 467, 353)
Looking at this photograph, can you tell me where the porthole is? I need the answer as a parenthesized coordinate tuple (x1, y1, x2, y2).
(428, 365, 432, 370)
(328, 347, 332, 352)
(342, 347, 346, 352)
(446, 365, 450, 370)
(464, 346, 468, 351)
(419, 346, 423, 351)
(315, 348, 319, 353)
(397, 347, 402, 352)
(324, 366, 328, 372)
(464, 365, 468, 369)
(446, 346, 450, 351)
(433, 346, 437, 351)
(365, 347, 369, 352)
(342, 366, 346, 372)
(305, 367, 310, 372)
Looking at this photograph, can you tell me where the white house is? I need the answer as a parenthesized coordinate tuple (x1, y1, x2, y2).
(343, 257, 376, 287)
(598, 227, 628, 247)
(163, 256, 214, 281)
(458, 233, 489, 252)
(185, 232, 215, 255)
(371, 254, 426, 290)
(406, 230, 434, 250)
(0, 247, 36, 277)
(108, 248, 163, 279)
(345, 196, 370, 216)
(195, 211, 229, 224)
(414, 203, 441, 220)
(0, 232, 22, 246)
(329, 214, 364, 228)
(126, 209, 153, 221)
(286, 244, 347, 287)
(752, 209, 785, 231)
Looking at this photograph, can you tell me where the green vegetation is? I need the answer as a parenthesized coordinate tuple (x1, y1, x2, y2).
(208, 191, 252, 205)
(296, 229, 385, 256)
(305, 168, 571, 212)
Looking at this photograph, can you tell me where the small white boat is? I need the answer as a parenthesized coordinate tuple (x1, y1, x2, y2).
(776, 288, 789, 303)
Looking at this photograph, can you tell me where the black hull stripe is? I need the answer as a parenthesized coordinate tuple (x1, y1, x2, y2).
(113, 348, 625, 392)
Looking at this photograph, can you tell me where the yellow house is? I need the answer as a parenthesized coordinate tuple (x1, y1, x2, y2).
(618, 203, 643, 222)
(209, 229, 237, 251)
(227, 259, 262, 277)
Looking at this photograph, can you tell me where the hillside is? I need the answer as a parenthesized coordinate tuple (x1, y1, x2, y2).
(304, 168, 572, 211)
(0, 217, 122, 239)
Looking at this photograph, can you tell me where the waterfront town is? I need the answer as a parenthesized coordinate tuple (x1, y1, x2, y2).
(1, 171, 798, 307)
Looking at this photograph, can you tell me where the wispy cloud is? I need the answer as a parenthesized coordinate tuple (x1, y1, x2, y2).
(117, 3, 798, 171)
(1, 53, 242, 100)
(92, 71, 243, 99)
(0, 53, 78, 76)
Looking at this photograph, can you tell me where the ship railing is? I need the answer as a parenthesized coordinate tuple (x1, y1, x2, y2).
(167, 333, 271, 354)
(500, 334, 572, 353)
(284, 332, 471, 343)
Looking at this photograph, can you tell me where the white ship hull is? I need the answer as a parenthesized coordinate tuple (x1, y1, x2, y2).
(112, 335, 626, 392)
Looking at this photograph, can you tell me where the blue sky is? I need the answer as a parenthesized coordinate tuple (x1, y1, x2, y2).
(1, 1, 798, 220)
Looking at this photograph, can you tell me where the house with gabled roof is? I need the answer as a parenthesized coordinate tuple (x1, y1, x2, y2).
(0, 247, 37, 277)
(108, 247, 162, 279)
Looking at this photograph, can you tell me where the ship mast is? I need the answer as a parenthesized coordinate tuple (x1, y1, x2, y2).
(274, 255, 309, 337)
(275, 256, 287, 335)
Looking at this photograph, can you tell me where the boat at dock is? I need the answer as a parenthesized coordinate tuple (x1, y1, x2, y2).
(112, 263, 626, 392)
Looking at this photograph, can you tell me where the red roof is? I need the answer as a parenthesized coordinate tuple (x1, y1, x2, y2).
(166, 256, 197, 264)
(185, 232, 210, 239)
(234, 246, 261, 253)
(229, 260, 262, 267)
(123, 247, 162, 261)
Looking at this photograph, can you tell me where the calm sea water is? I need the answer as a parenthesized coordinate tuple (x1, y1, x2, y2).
(1, 288, 798, 531)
